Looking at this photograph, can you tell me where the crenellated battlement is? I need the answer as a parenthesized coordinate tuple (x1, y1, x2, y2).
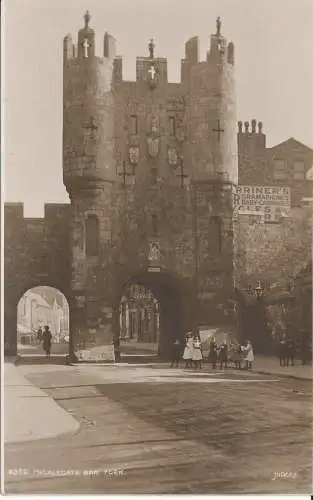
(4, 202, 70, 223)
(63, 10, 116, 63)
(64, 12, 234, 86)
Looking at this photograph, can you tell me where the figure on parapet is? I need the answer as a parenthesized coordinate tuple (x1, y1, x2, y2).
(148, 37, 155, 59)
(84, 10, 91, 29)
(216, 16, 222, 36)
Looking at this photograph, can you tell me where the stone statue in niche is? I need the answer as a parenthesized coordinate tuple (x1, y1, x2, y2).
(150, 115, 159, 135)
(167, 147, 178, 165)
(148, 241, 161, 261)
(175, 118, 185, 142)
(147, 115, 160, 157)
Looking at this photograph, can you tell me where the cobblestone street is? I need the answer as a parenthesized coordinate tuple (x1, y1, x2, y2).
(4, 363, 312, 494)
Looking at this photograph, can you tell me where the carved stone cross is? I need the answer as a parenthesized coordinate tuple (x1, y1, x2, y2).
(176, 158, 188, 188)
(118, 161, 132, 187)
(83, 117, 98, 137)
(148, 65, 157, 80)
(212, 119, 224, 143)
(82, 38, 91, 58)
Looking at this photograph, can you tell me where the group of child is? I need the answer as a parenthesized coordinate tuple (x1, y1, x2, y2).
(170, 335, 203, 368)
(170, 334, 254, 370)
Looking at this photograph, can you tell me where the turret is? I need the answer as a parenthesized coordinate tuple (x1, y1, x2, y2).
(185, 17, 237, 183)
(63, 11, 116, 197)
(181, 37, 199, 81)
(77, 10, 95, 59)
(136, 37, 168, 85)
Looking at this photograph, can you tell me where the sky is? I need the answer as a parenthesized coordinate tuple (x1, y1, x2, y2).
(3, 0, 313, 216)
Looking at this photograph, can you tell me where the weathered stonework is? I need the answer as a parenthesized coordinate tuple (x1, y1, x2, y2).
(4, 13, 312, 359)
(4, 15, 238, 360)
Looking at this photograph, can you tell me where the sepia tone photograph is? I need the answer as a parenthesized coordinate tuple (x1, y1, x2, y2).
(2, 0, 312, 495)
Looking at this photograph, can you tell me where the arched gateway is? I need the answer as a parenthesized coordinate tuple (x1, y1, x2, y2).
(4, 13, 239, 361)
(116, 270, 187, 359)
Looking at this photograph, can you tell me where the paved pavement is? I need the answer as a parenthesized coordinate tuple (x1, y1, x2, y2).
(110, 356, 312, 380)
(4, 362, 312, 494)
(17, 342, 312, 381)
(251, 355, 312, 380)
(4, 363, 79, 444)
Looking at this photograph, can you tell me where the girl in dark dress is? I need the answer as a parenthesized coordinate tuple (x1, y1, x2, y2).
(209, 339, 218, 369)
(219, 341, 228, 369)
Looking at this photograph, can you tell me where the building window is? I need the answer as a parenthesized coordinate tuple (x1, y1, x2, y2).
(293, 160, 305, 181)
(169, 116, 176, 136)
(85, 215, 99, 257)
(130, 115, 138, 135)
(210, 216, 222, 255)
(151, 214, 158, 235)
(150, 167, 158, 185)
(273, 159, 287, 181)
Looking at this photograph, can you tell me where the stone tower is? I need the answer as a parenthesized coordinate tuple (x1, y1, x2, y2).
(180, 17, 237, 327)
(62, 13, 238, 361)
(63, 11, 117, 359)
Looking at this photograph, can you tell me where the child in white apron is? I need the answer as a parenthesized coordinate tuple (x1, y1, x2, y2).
(183, 336, 194, 368)
(192, 336, 203, 369)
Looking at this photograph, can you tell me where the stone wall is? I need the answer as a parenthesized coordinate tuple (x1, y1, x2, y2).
(61, 18, 238, 360)
(234, 206, 312, 293)
(4, 203, 71, 355)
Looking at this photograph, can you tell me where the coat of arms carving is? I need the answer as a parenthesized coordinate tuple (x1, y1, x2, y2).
(128, 146, 139, 165)
(167, 147, 178, 165)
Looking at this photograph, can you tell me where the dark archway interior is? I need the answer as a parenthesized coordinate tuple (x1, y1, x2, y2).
(118, 272, 184, 360)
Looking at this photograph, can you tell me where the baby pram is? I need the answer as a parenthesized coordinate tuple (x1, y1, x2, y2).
(228, 343, 245, 368)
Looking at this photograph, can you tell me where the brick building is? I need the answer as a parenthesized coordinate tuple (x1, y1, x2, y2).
(237, 120, 313, 207)
(4, 12, 312, 360)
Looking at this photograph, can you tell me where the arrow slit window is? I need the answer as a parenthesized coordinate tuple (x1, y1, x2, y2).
(210, 216, 222, 255)
(169, 116, 176, 136)
(86, 215, 99, 257)
(151, 214, 158, 235)
(150, 167, 158, 185)
(130, 115, 138, 135)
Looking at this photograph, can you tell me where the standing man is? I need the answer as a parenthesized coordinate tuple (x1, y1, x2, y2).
(286, 337, 296, 366)
(42, 325, 52, 359)
(113, 336, 121, 363)
(300, 334, 310, 366)
(278, 335, 287, 366)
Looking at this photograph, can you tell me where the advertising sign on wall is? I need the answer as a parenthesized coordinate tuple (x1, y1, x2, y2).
(233, 185, 291, 222)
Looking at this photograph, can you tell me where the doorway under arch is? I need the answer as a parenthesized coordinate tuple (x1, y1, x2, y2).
(116, 271, 186, 360)
(16, 286, 70, 361)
